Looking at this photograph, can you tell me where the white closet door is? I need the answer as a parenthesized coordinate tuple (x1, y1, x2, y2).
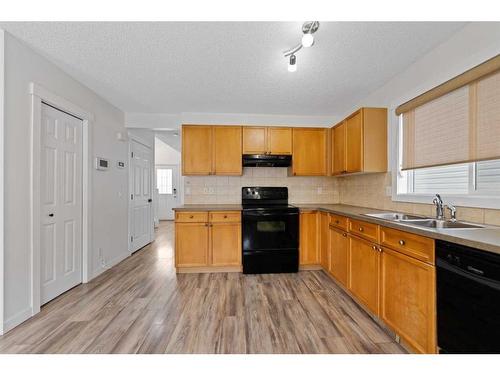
(130, 139, 153, 252)
(40, 103, 83, 305)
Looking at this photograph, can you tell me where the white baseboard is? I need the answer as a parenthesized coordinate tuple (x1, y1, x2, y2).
(3, 306, 33, 334)
(90, 251, 130, 281)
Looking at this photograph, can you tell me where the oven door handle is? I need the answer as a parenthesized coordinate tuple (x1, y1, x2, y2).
(437, 258, 500, 291)
(243, 211, 298, 217)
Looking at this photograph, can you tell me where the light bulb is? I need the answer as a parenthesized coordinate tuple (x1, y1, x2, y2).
(288, 55, 297, 72)
(301, 33, 314, 48)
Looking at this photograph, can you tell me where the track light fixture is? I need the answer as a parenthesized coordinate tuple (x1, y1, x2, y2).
(283, 21, 320, 72)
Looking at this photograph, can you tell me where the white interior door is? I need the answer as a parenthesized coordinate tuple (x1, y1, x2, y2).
(156, 165, 180, 220)
(130, 139, 153, 252)
(40, 103, 83, 305)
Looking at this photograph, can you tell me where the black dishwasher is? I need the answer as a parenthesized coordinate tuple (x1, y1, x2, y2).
(436, 240, 500, 353)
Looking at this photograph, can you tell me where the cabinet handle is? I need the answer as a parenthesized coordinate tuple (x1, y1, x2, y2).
(372, 245, 377, 251)
(189, 215, 194, 219)
(378, 247, 383, 253)
(359, 227, 364, 232)
(342, 233, 347, 237)
(205, 223, 209, 227)
(399, 239, 405, 246)
(335, 220, 339, 224)
(223, 215, 228, 218)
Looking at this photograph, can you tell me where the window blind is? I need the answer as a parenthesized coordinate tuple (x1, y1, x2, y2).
(401, 66, 500, 170)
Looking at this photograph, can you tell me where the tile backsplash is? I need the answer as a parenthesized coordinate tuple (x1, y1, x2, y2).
(184, 167, 339, 204)
(338, 172, 500, 226)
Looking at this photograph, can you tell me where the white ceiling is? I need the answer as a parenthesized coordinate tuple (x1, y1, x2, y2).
(0, 22, 467, 116)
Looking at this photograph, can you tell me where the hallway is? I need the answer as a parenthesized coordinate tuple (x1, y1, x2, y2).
(0, 221, 405, 354)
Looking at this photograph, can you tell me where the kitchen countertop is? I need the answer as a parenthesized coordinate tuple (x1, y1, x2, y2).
(173, 204, 243, 211)
(174, 203, 500, 256)
(296, 204, 500, 256)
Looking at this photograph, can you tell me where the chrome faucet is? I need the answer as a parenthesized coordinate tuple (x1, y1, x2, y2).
(432, 194, 444, 219)
(446, 204, 457, 222)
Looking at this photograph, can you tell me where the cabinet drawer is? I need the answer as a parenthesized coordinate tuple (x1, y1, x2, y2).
(210, 211, 241, 223)
(380, 227, 435, 264)
(329, 214, 348, 231)
(348, 219, 379, 243)
(175, 211, 209, 223)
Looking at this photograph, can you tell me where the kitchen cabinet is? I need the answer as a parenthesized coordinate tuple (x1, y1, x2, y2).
(331, 107, 387, 176)
(242, 127, 292, 155)
(329, 226, 349, 287)
(319, 211, 331, 271)
(182, 125, 242, 176)
(182, 125, 213, 175)
(332, 122, 346, 175)
(348, 234, 381, 315)
(381, 247, 436, 354)
(175, 222, 210, 267)
(299, 212, 319, 265)
(292, 128, 328, 176)
(175, 211, 242, 271)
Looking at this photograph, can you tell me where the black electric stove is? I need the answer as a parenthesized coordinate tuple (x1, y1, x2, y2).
(242, 187, 299, 274)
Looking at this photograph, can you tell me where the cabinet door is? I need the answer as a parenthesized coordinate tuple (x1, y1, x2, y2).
(381, 247, 436, 354)
(213, 126, 242, 175)
(332, 122, 346, 175)
(292, 128, 327, 176)
(319, 212, 330, 270)
(268, 127, 292, 155)
(299, 212, 319, 265)
(345, 111, 363, 173)
(211, 222, 242, 267)
(348, 235, 380, 315)
(175, 222, 209, 267)
(242, 127, 267, 154)
(182, 125, 213, 175)
(330, 227, 349, 287)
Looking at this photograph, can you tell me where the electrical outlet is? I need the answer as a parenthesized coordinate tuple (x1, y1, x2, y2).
(317, 187, 323, 194)
(209, 187, 215, 194)
(203, 187, 209, 194)
(385, 186, 392, 197)
(185, 187, 191, 195)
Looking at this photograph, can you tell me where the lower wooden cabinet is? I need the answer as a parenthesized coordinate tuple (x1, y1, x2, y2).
(211, 222, 242, 266)
(175, 222, 210, 267)
(348, 234, 381, 315)
(329, 226, 349, 287)
(381, 247, 436, 354)
(319, 212, 331, 270)
(299, 212, 320, 265)
(175, 211, 241, 271)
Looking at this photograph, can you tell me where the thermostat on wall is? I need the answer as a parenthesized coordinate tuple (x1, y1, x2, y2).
(117, 161, 126, 169)
(95, 157, 109, 171)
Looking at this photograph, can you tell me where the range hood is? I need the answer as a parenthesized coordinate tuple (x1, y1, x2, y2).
(242, 154, 292, 168)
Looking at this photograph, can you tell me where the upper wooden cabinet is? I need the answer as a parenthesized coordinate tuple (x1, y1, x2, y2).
(182, 125, 242, 176)
(331, 107, 387, 176)
(242, 127, 292, 155)
(292, 128, 328, 176)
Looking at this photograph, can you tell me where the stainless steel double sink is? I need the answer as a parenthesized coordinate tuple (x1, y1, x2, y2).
(363, 212, 485, 229)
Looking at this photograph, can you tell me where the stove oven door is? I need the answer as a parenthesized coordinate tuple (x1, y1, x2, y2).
(242, 209, 299, 252)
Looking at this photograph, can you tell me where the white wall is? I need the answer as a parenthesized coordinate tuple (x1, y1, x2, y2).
(155, 137, 181, 165)
(0, 30, 5, 335)
(2, 31, 130, 332)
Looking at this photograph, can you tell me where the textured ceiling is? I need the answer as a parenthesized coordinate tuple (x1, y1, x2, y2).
(0, 22, 467, 116)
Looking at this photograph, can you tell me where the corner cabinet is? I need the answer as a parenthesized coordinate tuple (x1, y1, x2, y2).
(292, 128, 328, 176)
(182, 125, 242, 176)
(331, 107, 387, 176)
(175, 211, 242, 272)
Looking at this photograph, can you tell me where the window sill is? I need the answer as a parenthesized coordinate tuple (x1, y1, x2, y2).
(392, 193, 500, 210)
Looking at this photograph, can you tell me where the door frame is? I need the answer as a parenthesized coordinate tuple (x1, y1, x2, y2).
(29, 83, 92, 317)
(128, 135, 154, 253)
(155, 163, 181, 221)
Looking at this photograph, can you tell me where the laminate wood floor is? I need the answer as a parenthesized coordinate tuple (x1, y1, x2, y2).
(0, 221, 406, 354)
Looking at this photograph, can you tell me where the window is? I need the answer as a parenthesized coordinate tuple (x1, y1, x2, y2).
(156, 168, 172, 194)
(395, 116, 500, 207)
